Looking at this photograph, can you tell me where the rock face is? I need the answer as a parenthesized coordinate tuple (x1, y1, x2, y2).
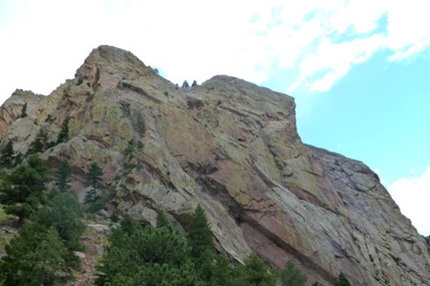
(1, 45, 429, 285)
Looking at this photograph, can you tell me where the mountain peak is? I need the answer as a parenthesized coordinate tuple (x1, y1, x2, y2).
(1, 46, 429, 285)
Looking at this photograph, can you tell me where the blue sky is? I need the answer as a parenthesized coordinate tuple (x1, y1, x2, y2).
(0, 0, 429, 235)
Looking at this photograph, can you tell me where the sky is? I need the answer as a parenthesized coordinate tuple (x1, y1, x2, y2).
(0, 0, 429, 235)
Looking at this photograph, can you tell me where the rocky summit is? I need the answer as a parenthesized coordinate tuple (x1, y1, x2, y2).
(1, 45, 429, 285)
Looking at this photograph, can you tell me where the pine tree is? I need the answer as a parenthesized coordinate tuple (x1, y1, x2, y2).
(0, 155, 50, 222)
(187, 205, 214, 282)
(56, 159, 72, 192)
(280, 260, 307, 286)
(31, 189, 85, 267)
(212, 254, 236, 286)
(56, 116, 70, 144)
(156, 210, 170, 229)
(0, 140, 14, 167)
(20, 103, 27, 118)
(96, 217, 197, 285)
(0, 224, 72, 286)
(84, 162, 103, 204)
(334, 273, 351, 286)
(234, 254, 278, 286)
(312, 282, 324, 286)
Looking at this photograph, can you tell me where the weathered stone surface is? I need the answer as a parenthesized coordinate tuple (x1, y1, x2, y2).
(1, 45, 429, 285)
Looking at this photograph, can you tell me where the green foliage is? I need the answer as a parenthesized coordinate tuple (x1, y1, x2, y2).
(156, 211, 170, 229)
(280, 260, 307, 286)
(84, 162, 103, 204)
(45, 114, 53, 123)
(0, 223, 72, 286)
(56, 116, 70, 144)
(31, 189, 85, 254)
(20, 103, 27, 118)
(84, 188, 97, 204)
(334, 273, 351, 286)
(312, 282, 324, 286)
(86, 196, 107, 213)
(56, 159, 71, 192)
(96, 208, 302, 286)
(234, 254, 278, 286)
(124, 139, 134, 159)
(182, 80, 189, 88)
(187, 205, 214, 281)
(164, 91, 169, 96)
(28, 129, 49, 155)
(0, 155, 50, 222)
(96, 217, 197, 285)
(192, 80, 197, 87)
(0, 160, 87, 285)
(0, 207, 13, 226)
(0, 140, 14, 167)
(28, 138, 44, 154)
(187, 100, 195, 109)
(212, 254, 236, 286)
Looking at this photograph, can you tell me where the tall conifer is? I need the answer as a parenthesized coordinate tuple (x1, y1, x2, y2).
(187, 205, 214, 282)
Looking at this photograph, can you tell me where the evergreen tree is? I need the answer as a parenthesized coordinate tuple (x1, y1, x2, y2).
(0, 223, 72, 286)
(28, 138, 44, 154)
(334, 273, 351, 286)
(31, 189, 85, 268)
(0, 155, 50, 222)
(212, 254, 236, 286)
(84, 162, 103, 204)
(156, 210, 170, 229)
(124, 139, 135, 159)
(192, 80, 198, 87)
(182, 80, 189, 88)
(187, 205, 214, 282)
(96, 217, 197, 285)
(280, 260, 307, 286)
(234, 254, 278, 286)
(20, 103, 27, 118)
(0, 140, 14, 167)
(56, 116, 70, 144)
(56, 159, 72, 192)
(312, 282, 324, 286)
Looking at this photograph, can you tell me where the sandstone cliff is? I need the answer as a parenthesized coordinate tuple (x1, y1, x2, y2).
(1, 45, 429, 285)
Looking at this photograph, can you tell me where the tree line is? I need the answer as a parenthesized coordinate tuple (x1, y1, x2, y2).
(0, 152, 351, 285)
(96, 205, 351, 286)
(0, 155, 86, 285)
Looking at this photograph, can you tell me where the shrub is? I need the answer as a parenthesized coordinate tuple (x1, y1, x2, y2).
(187, 100, 195, 110)
(280, 260, 307, 286)
(20, 103, 27, 118)
(334, 273, 351, 286)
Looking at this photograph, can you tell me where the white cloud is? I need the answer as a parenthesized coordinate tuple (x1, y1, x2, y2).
(0, 0, 430, 103)
(386, 0, 430, 61)
(388, 168, 430, 236)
